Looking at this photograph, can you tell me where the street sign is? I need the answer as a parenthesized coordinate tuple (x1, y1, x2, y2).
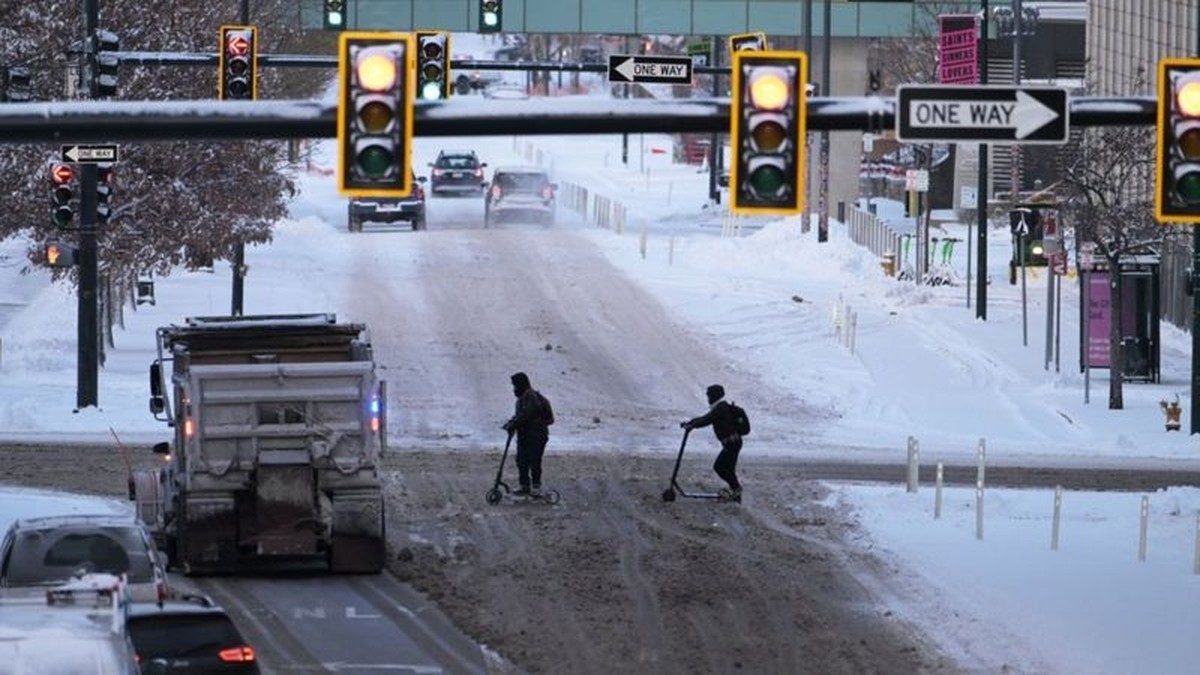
(62, 144, 119, 163)
(905, 169, 929, 192)
(686, 41, 711, 69)
(607, 55, 692, 85)
(960, 186, 977, 209)
(896, 85, 1069, 144)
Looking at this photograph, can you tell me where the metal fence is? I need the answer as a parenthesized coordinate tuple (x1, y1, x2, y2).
(845, 203, 903, 267)
(1160, 239, 1193, 332)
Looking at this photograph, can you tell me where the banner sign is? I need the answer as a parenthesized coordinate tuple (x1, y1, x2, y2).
(938, 14, 978, 84)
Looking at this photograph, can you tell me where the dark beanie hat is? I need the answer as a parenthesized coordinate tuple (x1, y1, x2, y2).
(706, 384, 725, 404)
(511, 372, 531, 389)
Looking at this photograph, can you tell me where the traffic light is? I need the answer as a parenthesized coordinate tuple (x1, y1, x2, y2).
(324, 0, 346, 30)
(729, 51, 807, 215)
(479, 1, 502, 34)
(96, 163, 114, 225)
(1009, 207, 1047, 267)
(45, 241, 77, 268)
(416, 31, 451, 101)
(1156, 58, 1200, 223)
(729, 32, 767, 54)
(337, 32, 413, 197)
(2, 65, 31, 102)
(219, 25, 257, 101)
(93, 30, 120, 98)
(50, 163, 75, 227)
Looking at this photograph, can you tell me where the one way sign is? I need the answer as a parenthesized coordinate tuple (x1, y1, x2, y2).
(896, 85, 1069, 144)
(607, 55, 693, 85)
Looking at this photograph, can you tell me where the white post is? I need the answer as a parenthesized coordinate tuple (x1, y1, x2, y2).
(1138, 496, 1149, 562)
(976, 438, 986, 487)
(668, 236, 675, 267)
(639, 224, 647, 260)
(934, 462, 943, 519)
(848, 311, 858, 354)
(1051, 485, 1063, 551)
(976, 480, 984, 540)
(667, 181, 674, 206)
(906, 437, 919, 493)
(1193, 512, 1200, 575)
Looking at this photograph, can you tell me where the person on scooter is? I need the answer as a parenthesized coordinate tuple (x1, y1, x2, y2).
(681, 384, 742, 502)
(502, 372, 552, 496)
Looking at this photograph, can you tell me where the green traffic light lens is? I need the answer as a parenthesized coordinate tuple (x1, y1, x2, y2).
(1180, 128, 1200, 160)
(1176, 170, 1200, 203)
(421, 81, 443, 101)
(750, 121, 786, 152)
(483, 11, 499, 27)
(358, 100, 393, 133)
(748, 165, 787, 195)
(357, 146, 393, 178)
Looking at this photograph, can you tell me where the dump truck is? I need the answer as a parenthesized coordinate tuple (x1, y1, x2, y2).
(132, 314, 387, 574)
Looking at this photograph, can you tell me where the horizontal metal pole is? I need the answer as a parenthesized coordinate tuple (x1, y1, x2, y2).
(113, 52, 733, 74)
(0, 96, 1156, 144)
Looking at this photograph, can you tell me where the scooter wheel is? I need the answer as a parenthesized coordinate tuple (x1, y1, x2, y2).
(544, 490, 561, 505)
(661, 489, 676, 502)
(485, 488, 503, 505)
(717, 488, 732, 502)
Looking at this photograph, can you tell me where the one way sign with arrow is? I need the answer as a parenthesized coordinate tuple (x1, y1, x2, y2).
(607, 55, 693, 85)
(896, 85, 1069, 144)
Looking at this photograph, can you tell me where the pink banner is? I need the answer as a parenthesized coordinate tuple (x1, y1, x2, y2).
(1086, 272, 1110, 368)
(938, 15, 978, 84)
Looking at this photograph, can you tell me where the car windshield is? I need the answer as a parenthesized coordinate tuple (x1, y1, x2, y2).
(437, 155, 477, 169)
(5, 527, 154, 585)
(496, 172, 548, 194)
(128, 614, 243, 658)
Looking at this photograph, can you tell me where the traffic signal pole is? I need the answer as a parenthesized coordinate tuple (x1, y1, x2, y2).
(1193, 18, 1200, 434)
(231, 0, 249, 317)
(976, 0, 990, 320)
(76, 0, 100, 410)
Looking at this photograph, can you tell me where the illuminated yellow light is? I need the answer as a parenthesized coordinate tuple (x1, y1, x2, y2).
(357, 49, 397, 92)
(1179, 80, 1200, 117)
(749, 71, 789, 111)
(185, 418, 194, 437)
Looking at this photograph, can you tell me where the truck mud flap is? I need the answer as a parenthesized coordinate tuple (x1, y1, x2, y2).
(181, 494, 237, 573)
(256, 459, 319, 557)
(330, 489, 385, 573)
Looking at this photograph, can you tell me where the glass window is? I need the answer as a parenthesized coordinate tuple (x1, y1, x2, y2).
(128, 614, 242, 657)
(496, 172, 549, 193)
(7, 527, 153, 585)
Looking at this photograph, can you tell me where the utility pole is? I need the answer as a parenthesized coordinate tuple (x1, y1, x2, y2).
(76, 0, 100, 410)
(708, 35, 721, 203)
(230, 0, 249, 317)
(976, 0, 990, 320)
(803, 0, 813, 233)
(818, 0, 831, 243)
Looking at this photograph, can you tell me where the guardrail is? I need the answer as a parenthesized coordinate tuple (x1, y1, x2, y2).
(845, 204, 903, 274)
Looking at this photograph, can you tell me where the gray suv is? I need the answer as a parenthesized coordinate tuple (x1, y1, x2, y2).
(348, 173, 427, 232)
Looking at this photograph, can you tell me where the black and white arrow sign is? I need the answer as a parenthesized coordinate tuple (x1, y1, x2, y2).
(896, 86, 1069, 144)
(61, 143, 120, 163)
(607, 55, 693, 85)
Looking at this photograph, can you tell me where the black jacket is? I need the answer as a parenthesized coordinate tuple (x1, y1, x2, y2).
(509, 388, 550, 440)
(687, 400, 740, 443)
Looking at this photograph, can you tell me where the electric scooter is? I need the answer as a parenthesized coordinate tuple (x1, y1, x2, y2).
(660, 428, 735, 503)
(485, 430, 561, 505)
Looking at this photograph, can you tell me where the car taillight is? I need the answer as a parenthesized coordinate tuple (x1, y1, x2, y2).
(415, 185, 425, 200)
(491, 185, 502, 200)
(432, 169, 445, 176)
(542, 186, 553, 200)
(473, 168, 483, 177)
(218, 646, 256, 663)
(157, 581, 168, 604)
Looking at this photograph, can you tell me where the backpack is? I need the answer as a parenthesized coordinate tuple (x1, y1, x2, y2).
(536, 391, 555, 426)
(729, 402, 750, 436)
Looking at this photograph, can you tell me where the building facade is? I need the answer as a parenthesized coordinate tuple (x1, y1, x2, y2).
(1087, 0, 1198, 96)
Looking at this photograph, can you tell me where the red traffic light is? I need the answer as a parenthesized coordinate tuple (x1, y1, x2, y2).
(227, 34, 250, 57)
(51, 164, 73, 185)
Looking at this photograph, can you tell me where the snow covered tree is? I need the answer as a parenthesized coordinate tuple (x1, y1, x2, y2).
(0, 0, 331, 283)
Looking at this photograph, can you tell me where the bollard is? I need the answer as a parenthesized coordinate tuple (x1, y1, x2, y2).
(1051, 485, 1063, 551)
(976, 480, 984, 540)
(977, 438, 986, 487)
(668, 236, 675, 267)
(906, 436, 919, 493)
(934, 463, 943, 520)
(639, 224, 647, 260)
(667, 181, 674, 207)
(848, 311, 858, 354)
(1138, 496, 1149, 562)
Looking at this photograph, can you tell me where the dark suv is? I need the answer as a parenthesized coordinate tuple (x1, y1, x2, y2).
(484, 167, 557, 226)
(347, 173, 427, 232)
(127, 593, 260, 673)
(429, 150, 486, 197)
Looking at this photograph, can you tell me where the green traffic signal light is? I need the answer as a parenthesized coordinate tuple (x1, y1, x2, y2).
(480, 1, 502, 33)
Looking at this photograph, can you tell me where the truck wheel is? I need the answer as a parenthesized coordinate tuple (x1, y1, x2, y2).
(414, 214, 426, 231)
(349, 216, 361, 233)
(455, 76, 472, 95)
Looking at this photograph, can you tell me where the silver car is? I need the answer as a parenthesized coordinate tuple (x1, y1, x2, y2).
(0, 514, 168, 604)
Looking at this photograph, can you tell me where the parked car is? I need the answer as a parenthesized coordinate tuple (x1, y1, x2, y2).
(0, 573, 140, 674)
(484, 167, 557, 226)
(348, 173, 427, 232)
(0, 514, 168, 604)
(127, 593, 260, 674)
(429, 150, 487, 196)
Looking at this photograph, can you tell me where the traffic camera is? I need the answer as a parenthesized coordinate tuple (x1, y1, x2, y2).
(50, 163, 75, 227)
(1156, 58, 1200, 223)
(337, 32, 413, 197)
(45, 241, 77, 268)
(729, 51, 807, 215)
(479, 1, 502, 34)
(219, 25, 257, 101)
(416, 32, 451, 101)
(324, 0, 346, 30)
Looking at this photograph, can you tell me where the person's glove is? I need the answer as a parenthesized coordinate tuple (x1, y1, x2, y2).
(680, 421, 691, 430)
(502, 420, 515, 432)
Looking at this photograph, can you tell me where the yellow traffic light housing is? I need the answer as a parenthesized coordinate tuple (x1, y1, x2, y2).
(218, 25, 258, 101)
(1156, 58, 1200, 223)
(338, 32, 413, 198)
(730, 50, 807, 216)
